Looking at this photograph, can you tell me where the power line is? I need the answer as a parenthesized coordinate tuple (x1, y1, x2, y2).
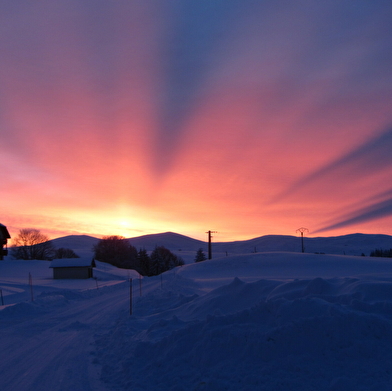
(296, 227, 309, 253)
(206, 230, 217, 259)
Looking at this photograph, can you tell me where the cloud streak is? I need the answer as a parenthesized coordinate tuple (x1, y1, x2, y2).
(274, 126, 392, 201)
(314, 191, 392, 234)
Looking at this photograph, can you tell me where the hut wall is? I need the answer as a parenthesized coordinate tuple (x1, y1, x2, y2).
(53, 267, 92, 279)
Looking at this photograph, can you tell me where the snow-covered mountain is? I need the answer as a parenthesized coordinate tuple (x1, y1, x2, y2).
(50, 234, 99, 258)
(213, 233, 392, 256)
(50, 232, 392, 260)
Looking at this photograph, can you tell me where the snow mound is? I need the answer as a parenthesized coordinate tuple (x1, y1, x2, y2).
(95, 275, 392, 390)
(3, 251, 392, 390)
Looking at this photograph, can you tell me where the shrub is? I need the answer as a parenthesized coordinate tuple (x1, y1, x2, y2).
(149, 246, 184, 276)
(370, 248, 392, 258)
(93, 236, 138, 268)
(194, 248, 207, 262)
(54, 248, 80, 259)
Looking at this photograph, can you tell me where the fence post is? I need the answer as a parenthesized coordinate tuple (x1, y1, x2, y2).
(29, 272, 34, 302)
(129, 278, 133, 315)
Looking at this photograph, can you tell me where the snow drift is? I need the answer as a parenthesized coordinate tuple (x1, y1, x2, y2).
(1, 250, 392, 390)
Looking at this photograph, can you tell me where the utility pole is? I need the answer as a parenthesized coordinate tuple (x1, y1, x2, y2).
(206, 230, 217, 259)
(296, 227, 309, 253)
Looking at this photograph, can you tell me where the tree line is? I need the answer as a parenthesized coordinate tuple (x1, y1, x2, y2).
(93, 235, 184, 276)
(10, 228, 78, 260)
(370, 248, 392, 258)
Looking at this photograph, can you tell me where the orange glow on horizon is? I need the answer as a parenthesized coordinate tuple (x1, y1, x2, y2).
(1, 2, 392, 242)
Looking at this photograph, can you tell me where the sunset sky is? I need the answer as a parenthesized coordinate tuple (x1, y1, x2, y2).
(1, 1, 392, 242)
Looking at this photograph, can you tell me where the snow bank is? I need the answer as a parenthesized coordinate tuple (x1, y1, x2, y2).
(176, 252, 392, 289)
(95, 270, 392, 390)
(2, 252, 392, 390)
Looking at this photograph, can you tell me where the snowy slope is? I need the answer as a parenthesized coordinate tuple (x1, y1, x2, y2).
(51, 235, 99, 258)
(127, 232, 205, 252)
(1, 250, 392, 390)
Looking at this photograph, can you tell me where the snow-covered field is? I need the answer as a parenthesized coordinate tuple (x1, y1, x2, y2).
(2, 250, 392, 390)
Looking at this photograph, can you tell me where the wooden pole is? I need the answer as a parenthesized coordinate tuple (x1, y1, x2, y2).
(129, 278, 133, 315)
(296, 227, 309, 253)
(29, 272, 34, 302)
(206, 230, 217, 259)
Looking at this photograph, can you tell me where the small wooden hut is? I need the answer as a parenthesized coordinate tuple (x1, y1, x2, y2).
(50, 258, 96, 279)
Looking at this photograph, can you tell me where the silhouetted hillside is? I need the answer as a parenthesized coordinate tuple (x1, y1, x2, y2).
(51, 235, 99, 258)
(213, 233, 392, 257)
(49, 232, 392, 261)
(127, 232, 204, 251)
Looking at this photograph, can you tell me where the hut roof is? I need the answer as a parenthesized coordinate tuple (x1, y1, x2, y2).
(50, 258, 96, 268)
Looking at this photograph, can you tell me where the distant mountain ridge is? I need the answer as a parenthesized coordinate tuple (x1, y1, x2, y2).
(50, 232, 392, 258)
(213, 233, 392, 257)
